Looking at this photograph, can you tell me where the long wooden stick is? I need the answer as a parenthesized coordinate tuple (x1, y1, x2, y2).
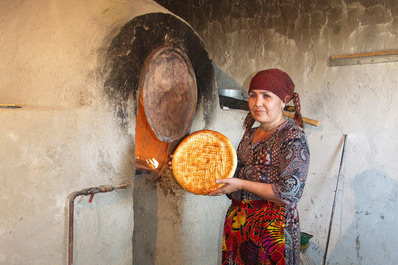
(0, 103, 26, 108)
(331, 50, 398, 59)
(282, 111, 319, 127)
(330, 50, 398, 66)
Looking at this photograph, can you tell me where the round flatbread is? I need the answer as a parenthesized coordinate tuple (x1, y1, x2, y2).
(172, 130, 237, 195)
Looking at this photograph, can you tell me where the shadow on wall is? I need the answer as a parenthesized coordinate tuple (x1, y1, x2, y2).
(327, 169, 398, 264)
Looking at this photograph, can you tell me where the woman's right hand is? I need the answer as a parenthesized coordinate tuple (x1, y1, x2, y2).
(168, 154, 173, 170)
(208, 178, 243, 196)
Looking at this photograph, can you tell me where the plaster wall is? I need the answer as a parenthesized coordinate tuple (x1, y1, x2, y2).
(0, 1, 246, 265)
(156, 0, 398, 264)
(0, 1, 173, 264)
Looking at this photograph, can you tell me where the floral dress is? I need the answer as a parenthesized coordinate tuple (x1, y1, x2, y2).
(222, 120, 310, 265)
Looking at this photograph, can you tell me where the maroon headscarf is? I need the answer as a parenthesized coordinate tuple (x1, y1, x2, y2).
(244, 69, 304, 129)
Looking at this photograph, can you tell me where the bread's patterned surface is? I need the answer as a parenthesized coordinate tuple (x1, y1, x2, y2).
(172, 130, 237, 195)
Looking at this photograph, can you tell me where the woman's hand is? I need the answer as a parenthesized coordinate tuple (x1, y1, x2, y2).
(168, 154, 173, 169)
(208, 178, 243, 196)
(209, 178, 284, 204)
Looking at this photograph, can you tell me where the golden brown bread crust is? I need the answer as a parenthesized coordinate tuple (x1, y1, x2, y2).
(172, 130, 237, 195)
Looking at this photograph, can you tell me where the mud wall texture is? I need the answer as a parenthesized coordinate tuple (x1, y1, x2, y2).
(156, 0, 398, 264)
(0, 1, 170, 264)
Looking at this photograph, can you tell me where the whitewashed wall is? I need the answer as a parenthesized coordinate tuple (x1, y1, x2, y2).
(0, 1, 170, 264)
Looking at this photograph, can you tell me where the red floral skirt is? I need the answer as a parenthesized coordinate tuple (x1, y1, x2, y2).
(222, 199, 286, 265)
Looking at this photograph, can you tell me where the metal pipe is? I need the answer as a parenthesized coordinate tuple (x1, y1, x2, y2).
(322, 135, 348, 265)
(67, 182, 130, 265)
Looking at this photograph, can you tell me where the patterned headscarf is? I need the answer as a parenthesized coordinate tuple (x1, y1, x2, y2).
(244, 69, 304, 130)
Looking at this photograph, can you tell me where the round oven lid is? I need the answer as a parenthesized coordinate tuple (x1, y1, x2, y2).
(140, 46, 197, 143)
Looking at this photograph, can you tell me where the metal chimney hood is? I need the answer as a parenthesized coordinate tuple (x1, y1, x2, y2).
(214, 63, 249, 110)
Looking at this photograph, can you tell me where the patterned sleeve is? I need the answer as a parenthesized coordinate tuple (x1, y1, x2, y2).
(272, 133, 310, 207)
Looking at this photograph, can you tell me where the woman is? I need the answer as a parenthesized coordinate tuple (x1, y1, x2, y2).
(209, 69, 310, 265)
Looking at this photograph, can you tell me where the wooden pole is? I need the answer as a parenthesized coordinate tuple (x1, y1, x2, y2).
(282, 111, 319, 127)
(330, 50, 398, 66)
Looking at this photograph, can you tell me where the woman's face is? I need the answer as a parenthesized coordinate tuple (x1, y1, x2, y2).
(248, 89, 285, 124)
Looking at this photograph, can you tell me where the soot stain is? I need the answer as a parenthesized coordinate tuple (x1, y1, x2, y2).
(103, 13, 216, 130)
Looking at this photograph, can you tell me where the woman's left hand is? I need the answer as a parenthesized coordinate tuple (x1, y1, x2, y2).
(208, 178, 242, 196)
(168, 154, 173, 169)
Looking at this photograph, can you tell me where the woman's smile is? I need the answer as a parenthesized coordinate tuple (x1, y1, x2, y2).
(253, 109, 266, 115)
